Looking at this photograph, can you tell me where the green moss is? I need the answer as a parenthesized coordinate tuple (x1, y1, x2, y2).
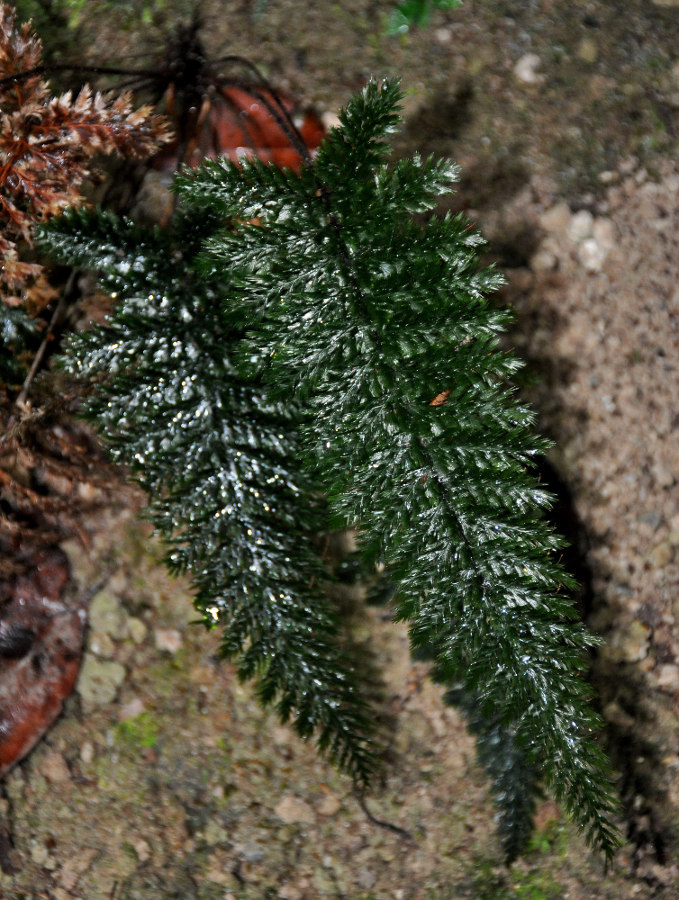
(511, 870, 565, 900)
(525, 818, 569, 858)
(471, 852, 566, 900)
(114, 711, 160, 749)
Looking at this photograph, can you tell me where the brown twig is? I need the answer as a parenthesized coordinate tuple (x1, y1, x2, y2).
(15, 269, 75, 410)
(355, 791, 414, 841)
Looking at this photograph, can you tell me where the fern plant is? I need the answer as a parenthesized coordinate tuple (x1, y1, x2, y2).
(39, 78, 620, 861)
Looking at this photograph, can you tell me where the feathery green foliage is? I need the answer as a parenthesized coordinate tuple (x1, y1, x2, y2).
(40, 77, 620, 860)
(39, 205, 377, 788)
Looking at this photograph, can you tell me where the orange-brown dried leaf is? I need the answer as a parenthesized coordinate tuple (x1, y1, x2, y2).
(0, 3, 171, 303)
(0, 5, 43, 101)
(429, 389, 451, 406)
(24, 271, 58, 314)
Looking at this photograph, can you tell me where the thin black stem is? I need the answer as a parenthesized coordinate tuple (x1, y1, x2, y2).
(0, 64, 154, 89)
(355, 792, 414, 841)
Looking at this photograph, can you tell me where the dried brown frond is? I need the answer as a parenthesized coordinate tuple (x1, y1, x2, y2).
(0, 379, 133, 565)
(0, 2, 171, 304)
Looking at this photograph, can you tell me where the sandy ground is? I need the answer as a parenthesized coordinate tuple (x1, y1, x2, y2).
(3, 0, 679, 897)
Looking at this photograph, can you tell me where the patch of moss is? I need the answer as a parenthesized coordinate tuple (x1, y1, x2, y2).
(471, 851, 566, 900)
(114, 711, 160, 749)
(525, 817, 569, 858)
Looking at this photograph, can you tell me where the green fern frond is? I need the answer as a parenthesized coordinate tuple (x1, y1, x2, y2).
(181, 77, 620, 859)
(39, 76, 620, 859)
(37, 206, 378, 788)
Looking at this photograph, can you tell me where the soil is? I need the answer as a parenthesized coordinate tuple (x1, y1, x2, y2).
(2, 0, 679, 898)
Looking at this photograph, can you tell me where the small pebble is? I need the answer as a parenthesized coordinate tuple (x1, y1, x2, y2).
(656, 665, 679, 688)
(30, 841, 56, 869)
(577, 36, 598, 63)
(567, 209, 594, 242)
(89, 589, 128, 639)
(88, 631, 115, 658)
(514, 53, 542, 84)
(598, 170, 618, 184)
(531, 249, 557, 273)
(77, 657, 126, 711)
(234, 841, 264, 863)
(603, 620, 651, 664)
(652, 463, 675, 489)
(80, 741, 94, 764)
(279, 887, 303, 900)
(154, 628, 182, 653)
(132, 837, 151, 861)
(274, 794, 316, 825)
(39, 750, 70, 784)
(649, 541, 674, 568)
(316, 791, 341, 816)
(127, 616, 147, 644)
(578, 237, 608, 272)
(539, 201, 571, 233)
(118, 697, 145, 722)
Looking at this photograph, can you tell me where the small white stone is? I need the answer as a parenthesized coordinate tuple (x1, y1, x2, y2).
(279, 887, 303, 900)
(30, 842, 54, 867)
(80, 741, 94, 764)
(316, 791, 341, 816)
(598, 170, 618, 184)
(154, 628, 182, 653)
(602, 620, 650, 664)
(132, 837, 151, 862)
(649, 541, 674, 568)
(656, 665, 679, 688)
(39, 751, 70, 784)
(205, 865, 232, 886)
(321, 111, 341, 131)
(652, 463, 675, 489)
(567, 209, 594, 242)
(435, 26, 452, 43)
(578, 237, 607, 272)
(118, 697, 145, 722)
(274, 794, 316, 825)
(539, 201, 571, 233)
(514, 53, 542, 84)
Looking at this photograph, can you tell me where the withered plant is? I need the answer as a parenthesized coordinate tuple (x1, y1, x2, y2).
(0, 2, 168, 559)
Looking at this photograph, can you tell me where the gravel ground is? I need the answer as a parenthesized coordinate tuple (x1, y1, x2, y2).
(3, 0, 679, 897)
